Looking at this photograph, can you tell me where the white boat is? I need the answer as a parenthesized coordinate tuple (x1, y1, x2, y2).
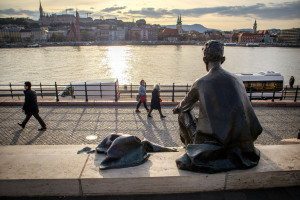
(246, 43, 260, 47)
(26, 43, 41, 48)
(224, 43, 237, 46)
(59, 78, 120, 100)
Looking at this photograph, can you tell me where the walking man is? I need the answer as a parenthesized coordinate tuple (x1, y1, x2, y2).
(18, 81, 47, 131)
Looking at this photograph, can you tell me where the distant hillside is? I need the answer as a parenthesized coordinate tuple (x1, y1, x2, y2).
(165, 24, 218, 33)
(267, 29, 281, 34)
(234, 28, 253, 32)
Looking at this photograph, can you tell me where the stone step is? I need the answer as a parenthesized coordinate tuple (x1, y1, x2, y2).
(0, 144, 299, 196)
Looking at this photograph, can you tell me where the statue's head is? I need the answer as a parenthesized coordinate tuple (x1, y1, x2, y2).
(203, 40, 225, 71)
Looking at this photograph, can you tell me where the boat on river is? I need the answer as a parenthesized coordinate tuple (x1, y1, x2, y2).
(236, 71, 284, 99)
(246, 43, 260, 47)
(25, 43, 41, 48)
(59, 78, 120, 100)
(224, 43, 237, 46)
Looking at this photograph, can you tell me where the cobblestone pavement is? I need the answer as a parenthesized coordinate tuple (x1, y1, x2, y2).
(0, 106, 299, 146)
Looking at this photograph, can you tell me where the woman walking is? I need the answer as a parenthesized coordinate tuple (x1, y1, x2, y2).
(148, 84, 166, 118)
(136, 80, 149, 113)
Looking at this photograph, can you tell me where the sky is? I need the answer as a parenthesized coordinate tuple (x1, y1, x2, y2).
(0, 0, 299, 30)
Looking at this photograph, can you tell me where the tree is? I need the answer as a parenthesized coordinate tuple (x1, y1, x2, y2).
(198, 34, 206, 41)
(81, 30, 93, 41)
(49, 33, 66, 42)
(3, 35, 10, 43)
(26, 23, 40, 29)
(0, 18, 27, 26)
(158, 31, 164, 41)
(179, 34, 187, 41)
(277, 35, 284, 43)
(209, 34, 222, 40)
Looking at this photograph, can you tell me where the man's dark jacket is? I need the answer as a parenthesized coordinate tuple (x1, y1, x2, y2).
(23, 89, 39, 115)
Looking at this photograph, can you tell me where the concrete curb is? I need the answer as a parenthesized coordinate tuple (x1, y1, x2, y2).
(0, 101, 178, 107)
(0, 101, 299, 107)
(0, 144, 299, 197)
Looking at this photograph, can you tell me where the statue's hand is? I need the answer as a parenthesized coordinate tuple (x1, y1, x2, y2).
(173, 107, 179, 114)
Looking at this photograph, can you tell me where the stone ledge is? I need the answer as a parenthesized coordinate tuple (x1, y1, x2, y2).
(0, 145, 299, 197)
(0, 145, 89, 196)
(0, 101, 299, 107)
(280, 138, 300, 144)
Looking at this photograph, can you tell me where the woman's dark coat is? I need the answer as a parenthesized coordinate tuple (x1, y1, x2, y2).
(150, 89, 161, 110)
(23, 89, 39, 115)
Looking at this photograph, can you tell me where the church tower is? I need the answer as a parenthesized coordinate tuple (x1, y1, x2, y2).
(75, 10, 81, 41)
(253, 19, 257, 34)
(176, 14, 183, 35)
(75, 10, 80, 26)
(39, 0, 44, 20)
(67, 10, 81, 41)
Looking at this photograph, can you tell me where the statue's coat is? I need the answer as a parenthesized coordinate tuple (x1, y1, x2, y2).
(175, 65, 262, 173)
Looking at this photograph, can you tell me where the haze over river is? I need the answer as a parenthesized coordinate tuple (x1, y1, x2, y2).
(0, 45, 299, 86)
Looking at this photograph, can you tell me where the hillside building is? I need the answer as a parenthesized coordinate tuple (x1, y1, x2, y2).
(237, 20, 270, 43)
(279, 28, 300, 43)
(162, 15, 184, 41)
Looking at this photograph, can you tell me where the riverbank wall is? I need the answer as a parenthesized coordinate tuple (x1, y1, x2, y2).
(1, 41, 300, 48)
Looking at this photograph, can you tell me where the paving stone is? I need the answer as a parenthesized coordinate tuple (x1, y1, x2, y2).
(0, 106, 299, 146)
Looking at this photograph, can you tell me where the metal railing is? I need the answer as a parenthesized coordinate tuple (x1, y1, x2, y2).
(0, 82, 298, 102)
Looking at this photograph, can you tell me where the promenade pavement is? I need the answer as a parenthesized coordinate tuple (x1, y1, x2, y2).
(1, 186, 300, 200)
(0, 105, 299, 146)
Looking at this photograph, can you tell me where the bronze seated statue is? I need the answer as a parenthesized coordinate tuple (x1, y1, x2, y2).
(173, 40, 263, 173)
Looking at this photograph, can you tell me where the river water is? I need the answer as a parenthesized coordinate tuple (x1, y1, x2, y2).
(0, 45, 299, 86)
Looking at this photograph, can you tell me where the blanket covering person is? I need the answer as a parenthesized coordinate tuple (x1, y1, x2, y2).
(96, 133, 177, 169)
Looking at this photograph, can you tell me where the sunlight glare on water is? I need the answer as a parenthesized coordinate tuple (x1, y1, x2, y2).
(104, 46, 132, 83)
(0, 45, 299, 85)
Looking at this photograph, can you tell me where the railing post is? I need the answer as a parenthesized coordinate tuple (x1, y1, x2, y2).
(172, 83, 175, 102)
(70, 82, 74, 99)
(55, 82, 59, 102)
(9, 82, 13, 99)
(294, 86, 298, 102)
(249, 85, 252, 102)
(99, 83, 102, 99)
(85, 82, 88, 102)
(272, 85, 276, 102)
(130, 83, 132, 99)
(115, 82, 118, 102)
(40, 82, 43, 99)
(261, 86, 264, 99)
(284, 85, 287, 99)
